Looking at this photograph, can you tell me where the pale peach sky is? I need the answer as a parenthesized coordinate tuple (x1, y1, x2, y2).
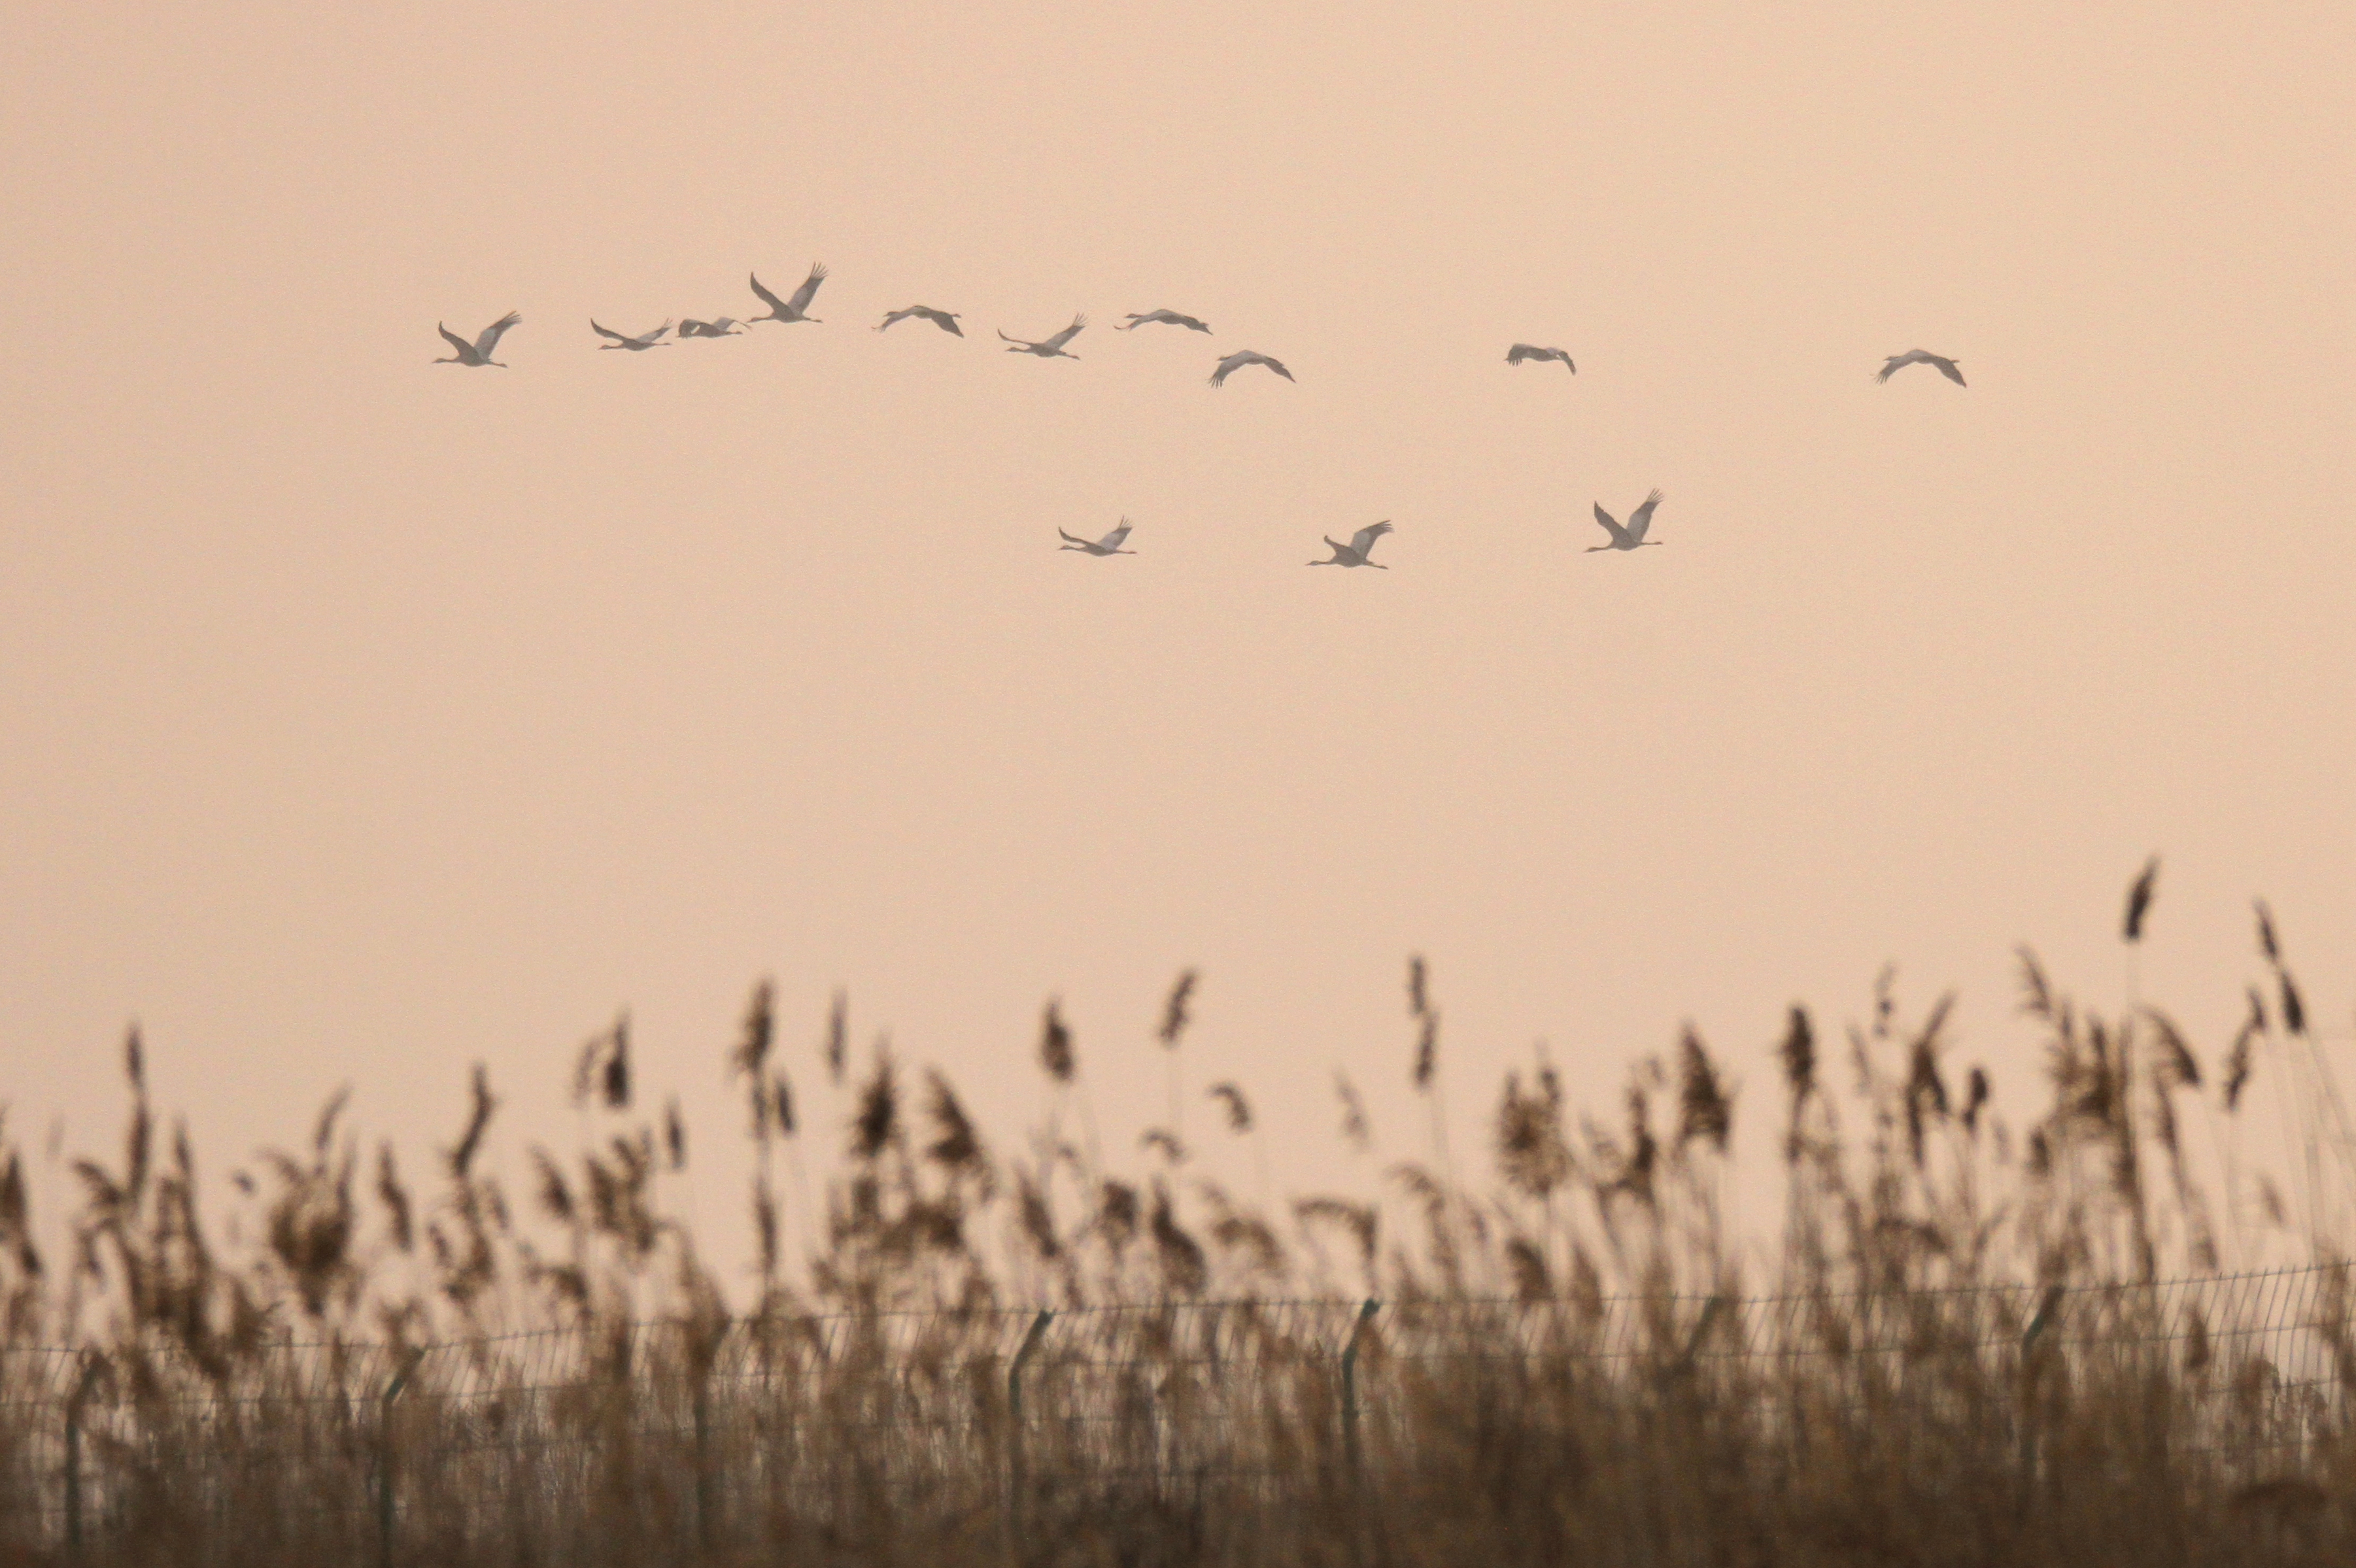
(3, 2, 2351, 1279)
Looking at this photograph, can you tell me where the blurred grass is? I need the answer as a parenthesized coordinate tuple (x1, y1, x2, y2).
(2, 879, 2353, 1565)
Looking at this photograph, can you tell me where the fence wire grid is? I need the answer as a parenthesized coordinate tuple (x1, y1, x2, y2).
(3, 1262, 2350, 1559)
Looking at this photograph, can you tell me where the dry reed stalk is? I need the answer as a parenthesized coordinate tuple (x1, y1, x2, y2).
(5, 907, 2352, 1567)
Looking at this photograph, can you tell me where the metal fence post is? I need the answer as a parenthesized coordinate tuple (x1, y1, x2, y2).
(1671, 1295, 1728, 1384)
(376, 1348, 424, 1568)
(63, 1352, 105, 1563)
(1340, 1299, 1380, 1482)
(693, 1376, 713, 1555)
(2017, 1284, 2064, 1508)
(1006, 1309, 1054, 1561)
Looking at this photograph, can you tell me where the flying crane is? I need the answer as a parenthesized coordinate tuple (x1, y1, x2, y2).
(1058, 519, 1136, 556)
(1120, 309, 1212, 333)
(1506, 344, 1576, 372)
(590, 320, 671, 351)
(1588, 491, 1665, 552)
(878, 305, 964, 335)
(1000, 315, 1087, 358)
(1308, 522, 1393, 569)
(749, 264, 828, 324)
(433, 312, 521, 367)
(1878, 349, 1965, 386)
(1210, 350, 1293, 387)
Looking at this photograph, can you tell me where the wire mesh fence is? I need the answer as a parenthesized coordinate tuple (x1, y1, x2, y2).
(3, 1262, 2349, 1562)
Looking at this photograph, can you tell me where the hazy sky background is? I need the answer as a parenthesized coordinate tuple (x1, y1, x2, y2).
(4, 1, 2351, 1281)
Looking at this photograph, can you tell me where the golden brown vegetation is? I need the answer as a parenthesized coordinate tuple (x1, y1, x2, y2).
(2, 883, 2353, 1566)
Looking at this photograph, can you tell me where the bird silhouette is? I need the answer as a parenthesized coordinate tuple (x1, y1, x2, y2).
(1210, 350, 1293, 387)
(878, 305, 964, 335)
(1120, 309, 1212, 333)
(1000, 315, 1087, 358)
(1588, 491, 1665, 552)
(1878, 349, 1965, 386)
(590, 320, 671, 351)
(1057, 519, 1136, 556)
(433, 312, 521, 367)
(749, 264, 827, 324)
(1309, 522, 1393, 568)
(1506, 344, 1576, 372)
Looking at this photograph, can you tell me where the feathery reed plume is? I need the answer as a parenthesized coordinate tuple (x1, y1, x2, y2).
(532, 1150, 577, 1224)
(120, 1029, 152, 1212)
(734, 983, 777, 1148)
(663, 1097, 687, 1170)
(1780, 1005, 1817, 1163)
(1199, 1182, 1284, 1278)
(448, 1065, 496, 1180)
(923, 1069, 989, 1188)
(1094, 1180, 1139, 1254)
(2145, 1011, 2220, 1268)
(824, 989, 848, 1085)
(1408, 956, 1439, 1089)
(1157, 968, 1197, 1138)
(853, 1052, 898, 1159)
(1039, 1000, 1076, 1083)
(1496, 1070, 1569, 1200)
(373, 1142, 413, 1253)
(1612, 1087, 1659, 1210)
(1780, 1005, 1815, 1102)
(1148, 1180, 1208, 1294)
(1507, 1236, 1550, 1301)
(733, 980, 774, 1079)
(1004, 1169, 1057, 1266)
(1676, 1029, 1732, 1154)
(2254, 895, 2307, 1032)
(262, 1102, 358, 1318)
(1902, 995, 1955, 1167)
(1961, 1066, 1990, 1134)
(1, 1142, 41, 1279)
(2016, 947, 2055, 1021)
(751, 1184, 777, 1278)
(1140, 1129, 1186, 1162)
(2147, 1011, 2202, 1089)
(603, 1014, 630, 1110)
(2224, 1003, 2257, 1112)
(2124, 856, 2159, 942)
(772, 1074, 796, 1136)
(571, 1034, 600, 1108)
(1335, 1072, 1371, 1151)
(312, 1087, 349, 1157)
(1158, 970, 1198, 1046)
(1207, 1083, 1252, 1133)
(1294, 1196, 1378, 1274)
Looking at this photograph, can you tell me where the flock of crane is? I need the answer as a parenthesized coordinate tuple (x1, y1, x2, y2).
(435, 263, 1968, 566)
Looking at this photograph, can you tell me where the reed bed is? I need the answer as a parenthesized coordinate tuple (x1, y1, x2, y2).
(3, 879, 2354, 1566)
